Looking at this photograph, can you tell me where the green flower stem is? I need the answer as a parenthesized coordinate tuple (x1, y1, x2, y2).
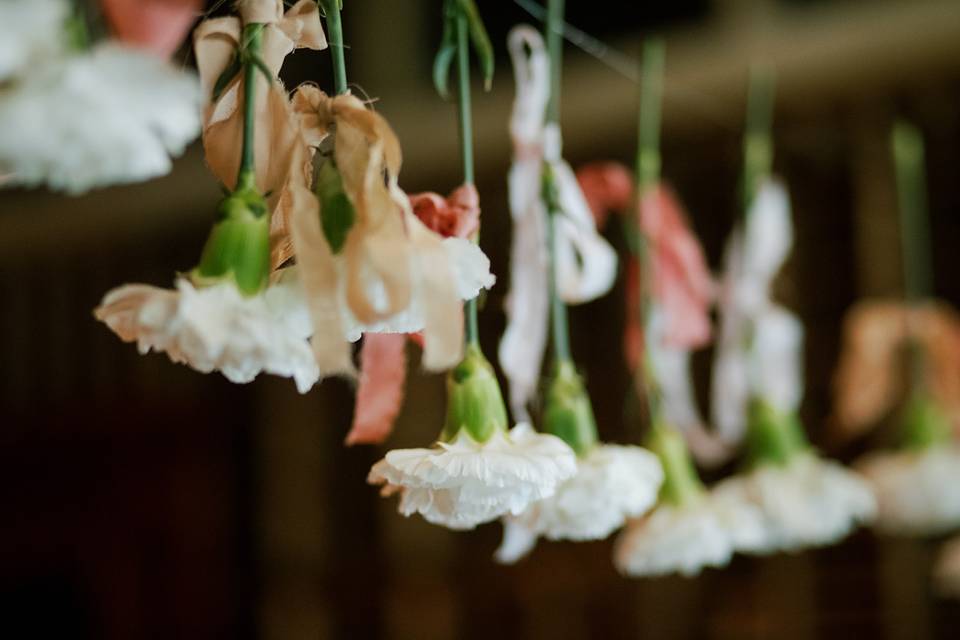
(455, 12, 480, 347)
(742, 64, 775, 213)
(637, 38, 664, 192)
(545, 0, 564, 124)
(743, 400, 809, 468)
(542, 164, 573, 364)
(237, 23, 264, 188)
(900, 396, 951, 450)
(647, 422, 705, 507)
(892, 121, 933, 395)
(321, 0, 349, 95)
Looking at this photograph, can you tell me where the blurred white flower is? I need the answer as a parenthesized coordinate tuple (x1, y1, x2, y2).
(0, 0, 67, 82)
(95, 275, 318, 392)
(0, 43, 200, 193)
(613, 493, 757, 577)
(933, 535, 960, 598)
(713, 454, 876, 553)
(495, 444, 663, 563)
(369, 423, 577, 530)
(857, 446, 960, 536)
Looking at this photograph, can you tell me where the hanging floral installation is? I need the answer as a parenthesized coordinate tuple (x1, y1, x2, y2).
(0, 0, 201, 193)
(0, 0, 950, 595)
(367, 0, 577, 531)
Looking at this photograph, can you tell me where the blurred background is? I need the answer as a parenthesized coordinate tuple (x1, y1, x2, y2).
(3, 0, 960, 637)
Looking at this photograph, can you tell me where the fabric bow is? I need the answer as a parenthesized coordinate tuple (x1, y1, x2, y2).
(498, 26, 617, 421)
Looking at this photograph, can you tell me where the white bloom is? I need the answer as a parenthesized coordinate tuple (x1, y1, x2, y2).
(495, 445, 663, 563)
(613, 497, 738, 577)
(933, 535, 960, 598)
(0, 43, 200, 193)
(856, 447, 960, 536)
(0, 0, 67, 81)
(94, 275, 319, 393)
(713, 454, 876, 553)
(369, 423, 577, 530)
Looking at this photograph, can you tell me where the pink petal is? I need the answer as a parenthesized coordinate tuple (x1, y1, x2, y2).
(640, 184, 715, 349)
(346, 334, 408, 446)
(100, 0, 202, 59)
(409, 183, 480, 239)
(575, 162, 634, 229)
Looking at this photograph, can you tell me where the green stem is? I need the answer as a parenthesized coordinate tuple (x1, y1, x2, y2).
(892, 121, 933, 394)
(322, 0, 348, 95)
(237, 24, 263, 189)
(742, 64, 775, 213)
(545, 0, 564, 124)
(637, 38, 664, 192)
(455, 12, 479, 346)
(545, 187, 572, 364)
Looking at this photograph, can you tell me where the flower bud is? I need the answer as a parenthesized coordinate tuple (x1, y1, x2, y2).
(646, 422, 704, 507)
(542, 361, 598, 456)
(315, 159, 355, 254)
(441, 345, 509, 443)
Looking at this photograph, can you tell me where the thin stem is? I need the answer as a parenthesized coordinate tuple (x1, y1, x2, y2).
(546, 207, 572, 363)
(742, 64, 776, 212)
(323, 0, 348, 96)
(637, 38, 664, 192)
(545, 0, 564, 124)
(237, 24, 263, 189)
(892, 121, 933, 394)
(455, 12, 479, 346)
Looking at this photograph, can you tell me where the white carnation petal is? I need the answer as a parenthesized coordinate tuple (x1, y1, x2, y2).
(0, 0, 67, 82)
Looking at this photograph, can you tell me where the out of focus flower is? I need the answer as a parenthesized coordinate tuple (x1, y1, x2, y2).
(369, 347, 577, 529)
(495, 363, 662, 563)
(100, 0, 203, 59)
(855, 399, 960, 536)
(614, 425, 766, 577)
(0, 43, 200, 193)
(498, 26, 617, 421)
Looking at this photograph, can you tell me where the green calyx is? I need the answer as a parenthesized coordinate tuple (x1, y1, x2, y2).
(646, 422, 705, 507)
(543, 361, 598, 457)
(315, 159, 355, 254)
(193, 175, 270, 296)
(899, 395, 952, 450)
(441, 345, 509, 443)
(743, 398, 810, 468)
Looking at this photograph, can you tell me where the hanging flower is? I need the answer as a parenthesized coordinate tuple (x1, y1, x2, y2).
(369, 346, 577, 530)
(614, 426, 767, 577)
(933, 535, 960, 598)
(495, 363, 663, 563)
(498, 26, 617, 422)
(276, 86, 494, 377)
(0, 43, 200, 193)
(855, 399, 960, 536)
(100, 0, 204, 59)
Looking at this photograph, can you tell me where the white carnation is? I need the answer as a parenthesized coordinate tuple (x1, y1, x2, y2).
(95, 275, 319, 393)
(495, 444, 663, 563)
(0, 0, 67, 82)
(369, 423, 577, 531)
(0, 43, 200, 193)
(713, 454, 876, 553)
(856, 447, 960, 536)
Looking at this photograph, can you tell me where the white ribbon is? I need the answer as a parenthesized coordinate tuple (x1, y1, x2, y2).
(498, 26, 617, 421)
(711, 178, 803, 443)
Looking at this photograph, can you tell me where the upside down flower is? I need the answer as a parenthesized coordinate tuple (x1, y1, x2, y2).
(709, 177, 875, 552)
(369, 346, 577, 530)
(0, 0, 201, 194)
(495, 363, 663, 563)
(614, 425, 767, 577)
(498, 26, 617, 421)
(855, 398, 960, 536)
